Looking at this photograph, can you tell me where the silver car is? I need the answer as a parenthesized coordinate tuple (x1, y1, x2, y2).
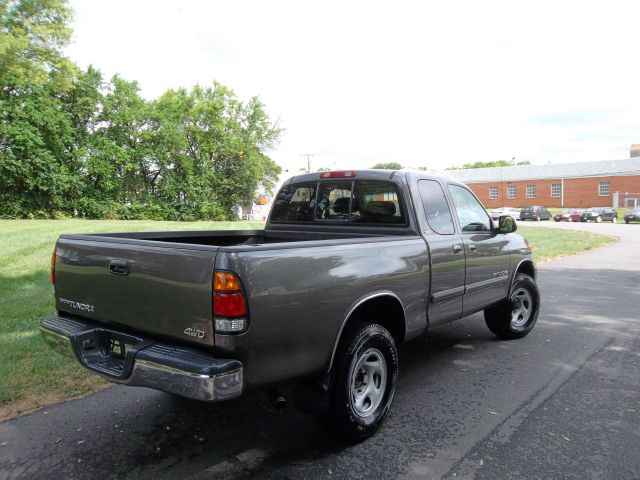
(490, 207, 520, 221)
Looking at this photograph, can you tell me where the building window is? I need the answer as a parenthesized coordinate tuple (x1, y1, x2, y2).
(551, 183, 561, 198)
(598, 181, 610, 197)
(526, 184, 536, 198)
(507, 185, 516, 199)
(489, 186, 498, 200)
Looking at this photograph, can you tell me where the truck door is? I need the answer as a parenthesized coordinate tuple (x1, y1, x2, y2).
(446, 184, 511, 315)
(415, 179, 466, 326)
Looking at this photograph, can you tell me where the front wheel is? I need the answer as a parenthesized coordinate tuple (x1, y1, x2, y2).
(330, 323, 398, 442)
(484, 273, 540, 339)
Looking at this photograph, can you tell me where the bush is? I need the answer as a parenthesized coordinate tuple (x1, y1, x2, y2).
(200, 203, 229, 221)
(76, 198, 120, 219)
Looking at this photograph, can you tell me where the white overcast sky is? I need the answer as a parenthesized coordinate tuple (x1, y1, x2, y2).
(66, 0, 640, 174)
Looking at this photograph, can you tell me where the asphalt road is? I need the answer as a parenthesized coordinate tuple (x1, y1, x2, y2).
(1, 221, 639, 479)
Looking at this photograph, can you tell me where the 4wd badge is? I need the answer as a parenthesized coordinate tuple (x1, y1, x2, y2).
(183, 328, 205, 339)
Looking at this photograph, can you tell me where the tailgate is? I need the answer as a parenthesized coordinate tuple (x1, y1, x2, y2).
(54, 236, 218, 348)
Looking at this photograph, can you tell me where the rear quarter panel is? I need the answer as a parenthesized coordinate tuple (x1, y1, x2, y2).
(214, 237, 429, 391)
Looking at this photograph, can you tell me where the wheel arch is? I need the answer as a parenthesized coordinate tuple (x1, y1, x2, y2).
(511, 259, 536, 287)
(326, 292, 406, 373)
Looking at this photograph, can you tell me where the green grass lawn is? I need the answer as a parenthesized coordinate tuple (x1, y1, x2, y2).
(0, 220, 613, 419)
(517, 225, 614, 263)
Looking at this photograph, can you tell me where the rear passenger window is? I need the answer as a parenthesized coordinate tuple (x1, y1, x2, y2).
(270, 182, 317, 222)
(418, 180, 455, 234)
(315, 181, 354, 221)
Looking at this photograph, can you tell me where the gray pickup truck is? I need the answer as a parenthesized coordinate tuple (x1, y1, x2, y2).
(41, 170, 539, 440)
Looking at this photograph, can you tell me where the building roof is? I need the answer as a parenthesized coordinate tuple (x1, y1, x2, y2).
(444, 158, 640, 183)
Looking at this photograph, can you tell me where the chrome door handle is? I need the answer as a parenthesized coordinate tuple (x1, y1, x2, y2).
(453, 244, 463, 255)
(468, 245, 477, 253)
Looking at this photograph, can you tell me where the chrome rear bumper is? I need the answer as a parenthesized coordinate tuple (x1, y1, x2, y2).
(40, 315, 243, 402)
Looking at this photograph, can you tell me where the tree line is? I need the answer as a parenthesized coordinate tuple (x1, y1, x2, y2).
(0, 0, 282, 220)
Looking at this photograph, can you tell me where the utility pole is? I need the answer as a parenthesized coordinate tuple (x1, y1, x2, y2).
(300, 153, 315, 173)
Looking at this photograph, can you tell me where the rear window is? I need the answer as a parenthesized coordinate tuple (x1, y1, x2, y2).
(270, 180, 407, 225)
(270, 182, 317, 222)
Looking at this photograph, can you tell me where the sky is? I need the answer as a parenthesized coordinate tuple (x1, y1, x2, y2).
(65, 0, 640, 175)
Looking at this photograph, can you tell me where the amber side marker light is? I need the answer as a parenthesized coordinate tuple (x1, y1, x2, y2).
(50, 251, 56, 285)
(213, 271, 248, 333)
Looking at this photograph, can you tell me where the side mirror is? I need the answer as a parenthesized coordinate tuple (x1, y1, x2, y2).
(497, 215, 517, 233)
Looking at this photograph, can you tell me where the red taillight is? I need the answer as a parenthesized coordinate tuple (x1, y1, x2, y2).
(214, 293, 247, 317)
(213, 270, 248, 333)
(50, 251, 56, 285)
(319, 171, 356, 178)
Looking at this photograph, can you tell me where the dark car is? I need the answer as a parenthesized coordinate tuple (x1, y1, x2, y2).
(554, 209, 583, 222)
(581, 207, 618, 223)
(624, 207, 640, 223)
(520, 205, 551, 221)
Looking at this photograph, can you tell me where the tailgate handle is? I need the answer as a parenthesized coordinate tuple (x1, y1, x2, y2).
(109, 259, 130, 275)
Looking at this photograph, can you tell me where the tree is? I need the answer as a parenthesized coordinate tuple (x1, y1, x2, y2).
(0, 0, 74, 88)
(461, 160, 512, 169)
(0, 1, 283, 220)
(447, 160, 532, 170)
(372, 162, 402, 170)
(0, 81, 82, 216)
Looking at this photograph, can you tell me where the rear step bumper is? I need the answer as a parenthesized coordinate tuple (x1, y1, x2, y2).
(40, 314, 243, 402)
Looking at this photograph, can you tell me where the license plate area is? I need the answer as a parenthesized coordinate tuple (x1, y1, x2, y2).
(73, 329, 148, 379)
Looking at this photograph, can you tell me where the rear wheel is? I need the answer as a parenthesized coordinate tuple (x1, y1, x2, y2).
(329, 323, 398, 442)
(485, 273, 540, 339)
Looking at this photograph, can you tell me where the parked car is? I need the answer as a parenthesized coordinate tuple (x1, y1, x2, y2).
(554, 209, 583, 222)
(581, 207, 618, 223)
(40, 170, 538, 441)
(624, 207, 640, 224)
(490, 207, 520, 221)
(519, 205, 551, 221)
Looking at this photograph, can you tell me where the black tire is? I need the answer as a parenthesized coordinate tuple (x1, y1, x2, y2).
(626, 220, 630, 224)
(484, 273, 540, 339)
(329, 323, 398, 442)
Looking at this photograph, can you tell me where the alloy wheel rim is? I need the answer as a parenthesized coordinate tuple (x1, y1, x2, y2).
(349, 348, 387, 417)
(510, 287, 533, 327)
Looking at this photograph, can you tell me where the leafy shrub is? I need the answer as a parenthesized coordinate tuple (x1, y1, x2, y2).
(200, 203, 229, 221)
